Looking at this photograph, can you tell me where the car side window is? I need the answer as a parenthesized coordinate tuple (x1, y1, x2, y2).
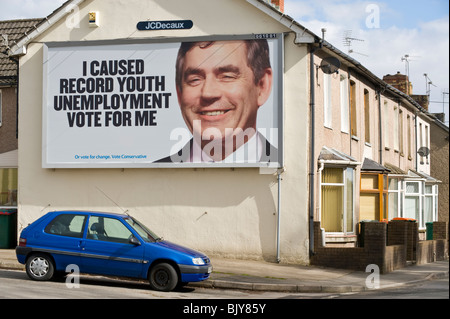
(87, 216, 133, 244)
(44, 214, 87, 238)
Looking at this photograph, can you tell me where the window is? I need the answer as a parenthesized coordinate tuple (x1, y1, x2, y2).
(407, 115, 412, 159)
(364, 89, 370, 144)
(383, 101, 389, 148)
(45, 214, 87, 238)
(360, 173, 389, 221)
(424, 184, 438, 227)
(0, 168, 18, 207)
(340, 74, 349, 133)
(350, 81, 357, 136)
(323, 73, 332, 128)
(388, 178, 402, 220)
(321, 167, 354, 233)
(88, 216, 133, 243)
(393, 105, 399, 151)
(399, 109, 404, 155)
(404, 181, 421, 222)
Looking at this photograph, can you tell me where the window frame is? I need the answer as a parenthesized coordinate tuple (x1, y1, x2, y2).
(360, 172, 389, 222)
(320, 166, 355, 235)
(0, 167, 18, 208)
(350, 80, 357, 137)
(323, 73, 332, 128)
(44, 214, 87, 238)
(340, 74, 349, 133)
(87, 215, 134, 244)
(364, 89, 370, 144)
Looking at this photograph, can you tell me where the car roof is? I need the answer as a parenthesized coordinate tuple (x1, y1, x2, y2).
(49, 210, 130, 218)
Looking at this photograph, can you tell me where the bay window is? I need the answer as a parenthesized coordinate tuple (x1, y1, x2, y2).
(321, 167, 355, 234)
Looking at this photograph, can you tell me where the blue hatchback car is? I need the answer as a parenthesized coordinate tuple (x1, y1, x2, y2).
(16, 211, 212, 291)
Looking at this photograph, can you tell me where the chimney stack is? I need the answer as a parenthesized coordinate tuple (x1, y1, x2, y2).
(269, 0, 284, 12)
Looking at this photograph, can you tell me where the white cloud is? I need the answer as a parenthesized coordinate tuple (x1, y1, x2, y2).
(285, 0, 449, 117)
(0, 0, 66, 20)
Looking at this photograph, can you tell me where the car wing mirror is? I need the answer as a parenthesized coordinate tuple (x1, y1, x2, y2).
(129, 236, 141, 246)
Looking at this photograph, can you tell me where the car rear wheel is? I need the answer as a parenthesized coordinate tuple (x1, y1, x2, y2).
(26, 253, 55, 281)
(149, 263, 178, 292)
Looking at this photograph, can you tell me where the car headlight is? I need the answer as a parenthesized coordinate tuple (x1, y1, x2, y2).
(192, 257, 205, 265)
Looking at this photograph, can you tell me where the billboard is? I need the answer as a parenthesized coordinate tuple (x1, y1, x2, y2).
(42, 35, 283, 168)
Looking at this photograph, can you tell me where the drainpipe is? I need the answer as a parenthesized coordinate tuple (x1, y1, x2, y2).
(308, 33, 323, 257)
(276, 168, 283, 263)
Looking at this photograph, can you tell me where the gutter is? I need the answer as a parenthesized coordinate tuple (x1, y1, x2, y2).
(245, 0, 315, 43)
(8, 0, 86, 57)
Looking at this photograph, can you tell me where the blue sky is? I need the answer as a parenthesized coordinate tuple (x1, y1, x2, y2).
(284, 0, 449, 122)
(1, 0, 449, 122)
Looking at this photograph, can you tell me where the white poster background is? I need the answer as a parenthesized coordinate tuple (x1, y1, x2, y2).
(42, 36, 282, 168)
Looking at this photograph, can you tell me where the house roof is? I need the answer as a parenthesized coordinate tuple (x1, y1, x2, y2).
(361, 158, 390, 173)
(318, 146, 360, 165)
(408, 169, 441, 184)
(7, 0, 317, 57)
(384, 162, 407, 175)
(7, 0, 84, 56)
(0, 18, 43, 85)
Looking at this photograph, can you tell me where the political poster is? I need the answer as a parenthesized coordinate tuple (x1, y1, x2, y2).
(42, 35, 283, 168)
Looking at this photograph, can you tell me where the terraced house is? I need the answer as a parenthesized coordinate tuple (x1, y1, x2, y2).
(2, 0, 447, 266)
(1, 19, 44, 214)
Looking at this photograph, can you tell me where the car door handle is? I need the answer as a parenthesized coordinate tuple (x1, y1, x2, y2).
(79, 240, 86, 250)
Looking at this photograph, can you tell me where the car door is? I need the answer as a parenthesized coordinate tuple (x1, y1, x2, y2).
(41, 213, 87, 271)
(79, 215, 145, 278)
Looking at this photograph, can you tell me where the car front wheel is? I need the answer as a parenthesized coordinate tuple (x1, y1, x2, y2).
(26, 253, 55, 281)
(149, 263, 178, 292)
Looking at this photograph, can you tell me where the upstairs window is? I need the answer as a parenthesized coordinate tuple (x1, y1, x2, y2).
(350, 81, 357, 136)
(323, 73, 332, 128)
(340, 74, 349, 133)
(364, 89, 370, 144)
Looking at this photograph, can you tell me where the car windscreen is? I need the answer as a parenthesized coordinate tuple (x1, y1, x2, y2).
(124, 217, 160, 243)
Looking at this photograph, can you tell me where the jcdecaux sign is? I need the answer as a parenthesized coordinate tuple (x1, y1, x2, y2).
(136, 20, 193, 31)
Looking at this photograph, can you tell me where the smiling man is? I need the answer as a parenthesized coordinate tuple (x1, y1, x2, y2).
(156, 39, 277, 164)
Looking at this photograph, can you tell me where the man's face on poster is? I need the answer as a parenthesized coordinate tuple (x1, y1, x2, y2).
(176, 41, 272, 151)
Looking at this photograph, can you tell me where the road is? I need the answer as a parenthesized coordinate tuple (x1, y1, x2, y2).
(1, 268, 448, 300)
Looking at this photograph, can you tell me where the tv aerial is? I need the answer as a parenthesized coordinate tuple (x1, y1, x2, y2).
(343, 30, 368, 57)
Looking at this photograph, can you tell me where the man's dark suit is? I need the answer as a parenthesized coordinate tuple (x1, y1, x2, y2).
(154, 135, 278, 164)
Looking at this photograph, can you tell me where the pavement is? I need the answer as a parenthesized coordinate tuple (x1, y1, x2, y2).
(1, 249, 448, 293)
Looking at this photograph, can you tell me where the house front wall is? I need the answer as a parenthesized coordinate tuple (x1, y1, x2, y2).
(312, 52, 426, 243)
(17, 0, 311, 263)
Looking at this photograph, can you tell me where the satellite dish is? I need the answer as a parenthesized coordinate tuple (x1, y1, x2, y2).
(320, 57, 341, 74)
(417, 147, 430, 157)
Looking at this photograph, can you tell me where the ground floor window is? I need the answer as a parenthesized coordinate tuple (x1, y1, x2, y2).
(423, 184, 438, 228)
(321, 167, 354, 234)
(404, 181, 421, 221)
(388, 177, 402, 220)
(0, 168, 17, 207)
(360, 172, 388, 221)
(391, 178, 438, 229)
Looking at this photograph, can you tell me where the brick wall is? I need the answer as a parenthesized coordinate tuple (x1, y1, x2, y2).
(433, 222, 448, 240)
(311, 221, 448, 274)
